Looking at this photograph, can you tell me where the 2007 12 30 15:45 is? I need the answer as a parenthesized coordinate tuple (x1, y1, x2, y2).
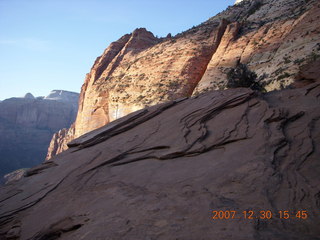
(211, 210, 308, 220)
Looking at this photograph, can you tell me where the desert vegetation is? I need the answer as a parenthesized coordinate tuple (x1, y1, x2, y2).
(226, 63, 266, 92)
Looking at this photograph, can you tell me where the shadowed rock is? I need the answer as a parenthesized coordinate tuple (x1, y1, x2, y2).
(0, 91, 79, 180)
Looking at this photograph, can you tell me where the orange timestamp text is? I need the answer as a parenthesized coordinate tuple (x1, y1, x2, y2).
(211, 210, 308, 220)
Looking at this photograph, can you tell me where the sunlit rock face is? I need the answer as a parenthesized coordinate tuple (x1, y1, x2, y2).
(47, 0, 320, 159)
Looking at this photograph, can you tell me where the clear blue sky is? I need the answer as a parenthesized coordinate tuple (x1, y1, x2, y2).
(0, 0, 235, 100)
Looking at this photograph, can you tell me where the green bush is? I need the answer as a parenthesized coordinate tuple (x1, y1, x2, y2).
(226, 63, 265, 92)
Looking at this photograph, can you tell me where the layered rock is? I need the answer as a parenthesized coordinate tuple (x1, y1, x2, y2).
(47, 0, 320, 159)
(1, 84, 319, 239)
(0, 91, 79, 180)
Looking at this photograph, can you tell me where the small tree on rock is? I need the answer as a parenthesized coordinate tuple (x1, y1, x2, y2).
(226, 63, 265, 92)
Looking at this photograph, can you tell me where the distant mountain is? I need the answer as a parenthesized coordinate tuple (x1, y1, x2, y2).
(44, 90, 79, 107)
(0, 90, 79, 182)
(23, 93, 35, 99)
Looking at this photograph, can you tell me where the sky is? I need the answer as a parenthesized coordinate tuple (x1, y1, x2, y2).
(0, 0, 235, 100)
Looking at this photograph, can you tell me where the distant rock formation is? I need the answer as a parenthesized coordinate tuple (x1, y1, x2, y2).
(1, 83, 319, 239)
(46, 125, 75, 160)
(23, 93, 35, 99)
(0, 90, 79, 181)
(3, 169, 27, 184)
(46, 0, 320, 160)
(44, 90, 79, 108)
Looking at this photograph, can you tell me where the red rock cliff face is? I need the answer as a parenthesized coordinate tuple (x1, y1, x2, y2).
(74, 25, 233, 138)
(47, 0, 320, 159)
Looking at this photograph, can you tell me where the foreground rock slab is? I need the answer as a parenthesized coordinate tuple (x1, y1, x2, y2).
(0, 85, 319, 239)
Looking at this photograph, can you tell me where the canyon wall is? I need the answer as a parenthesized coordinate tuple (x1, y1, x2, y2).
(47, 0, 320, 159)
(0, 90, 78, 179)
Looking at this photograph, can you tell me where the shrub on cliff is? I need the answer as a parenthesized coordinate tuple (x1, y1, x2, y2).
(227, 63, 265, 92)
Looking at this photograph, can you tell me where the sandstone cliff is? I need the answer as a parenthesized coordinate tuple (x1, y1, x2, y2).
(1, 83, 319, 239)
(0, 91, 79, 180)
(47, 0, 320, 159)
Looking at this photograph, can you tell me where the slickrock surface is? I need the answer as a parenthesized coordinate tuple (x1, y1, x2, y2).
(47, 0, 320, 159)
(0, 91, 79, 180)
(1, 84, 319, 239)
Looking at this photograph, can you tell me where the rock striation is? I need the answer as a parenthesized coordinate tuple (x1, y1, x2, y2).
(46, 0, 320, 160)
(1, 83, 319, 239)
(0, 91, 79, 181)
